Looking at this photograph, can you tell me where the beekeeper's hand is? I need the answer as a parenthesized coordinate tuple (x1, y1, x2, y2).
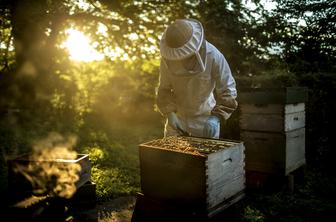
(167, 112, 183, 131)
(203, 115, 220, 138)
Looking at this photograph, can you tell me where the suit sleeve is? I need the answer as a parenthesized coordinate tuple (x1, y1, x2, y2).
(156, 59, 177, 116)
(211, 54, 238, 120)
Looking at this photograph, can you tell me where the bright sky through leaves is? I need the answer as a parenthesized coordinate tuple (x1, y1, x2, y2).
(60, 0, 277, 62)
(62, 29, 104, 62)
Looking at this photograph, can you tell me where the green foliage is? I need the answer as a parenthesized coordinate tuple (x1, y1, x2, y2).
(196, 0, 280, 76)
(72, 110, 162, 200)
(0, 8, 14, 71)
(243, 206, 265, 222)
(91, 166, 139, 201)
(272, 0, 336, 73)
(242, 171, 336, 221)
(82, 146, 105, 166)
(296, 72, 336, 171)
(235, 71, 298, 89)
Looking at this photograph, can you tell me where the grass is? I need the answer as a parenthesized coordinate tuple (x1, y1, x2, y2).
(75, 113, 164, 201)
(237, 168, 336, 222)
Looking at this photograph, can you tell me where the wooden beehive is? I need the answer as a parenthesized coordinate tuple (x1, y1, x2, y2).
(238, 87, 307, 176)
(241, 128, 305, 175)
(139, 136, 245, 217)
(7, 153, 91, 201)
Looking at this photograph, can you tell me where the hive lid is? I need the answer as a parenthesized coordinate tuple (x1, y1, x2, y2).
(238, 87, 308, 104)
(7, 153, 89, 163)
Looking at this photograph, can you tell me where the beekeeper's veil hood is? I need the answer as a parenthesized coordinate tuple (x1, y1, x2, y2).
(160, 18, 206, 75)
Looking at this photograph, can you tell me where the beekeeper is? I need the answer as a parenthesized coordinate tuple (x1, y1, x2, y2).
(156, 18, 238, 139)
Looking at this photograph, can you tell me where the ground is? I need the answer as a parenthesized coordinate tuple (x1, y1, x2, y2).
(74, 196, 136, 222)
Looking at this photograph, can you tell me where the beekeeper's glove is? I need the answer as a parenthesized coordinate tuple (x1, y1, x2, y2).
(167, 112, 183, 131)
(203, 115, 220, 138)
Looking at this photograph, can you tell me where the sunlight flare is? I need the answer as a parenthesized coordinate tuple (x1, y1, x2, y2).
(62, 29, 104, 62)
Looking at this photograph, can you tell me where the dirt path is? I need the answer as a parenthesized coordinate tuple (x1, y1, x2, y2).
(74, 196, 136, 222)
(73, 195, 242, 222)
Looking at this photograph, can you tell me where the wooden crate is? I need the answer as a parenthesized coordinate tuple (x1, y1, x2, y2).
(240, 128, 305, 175)
(239, 103, 305, 132)
(7, 153, 91, 201)
(139, 137, 245, 217)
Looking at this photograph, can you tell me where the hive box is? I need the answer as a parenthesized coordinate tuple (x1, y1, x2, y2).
(240, 128, 305, 175)
(238, 87, 307, 176)
(239, 103, 305, 132)
(7, 153, 91, 201)
(139, 137, 245, 217)
(238, 87, 307, 133)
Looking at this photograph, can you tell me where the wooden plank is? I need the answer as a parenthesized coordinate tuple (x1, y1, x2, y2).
(286, 128, 306, 175)
(241, 128, 305, 175)
(239, 104, 305, 132)
(239, 111, 305, 132)
(284, 111, 305, 132)
(285, 103, 305, 114)
(139, 145, 206, 203)
(240, 113, 285, 132)
(206, 143, 245, 208)
(206, 153, 244, 185)
(207, 190, 245, 218)
(240, 103, 305, 114)
(240, 104, 284, 114)
(241, 131, 286, 173)
(207, 175, 245, 209)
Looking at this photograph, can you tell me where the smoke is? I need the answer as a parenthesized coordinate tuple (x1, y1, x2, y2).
(18, 60, 37, 77)
(12, 132, 82, 199)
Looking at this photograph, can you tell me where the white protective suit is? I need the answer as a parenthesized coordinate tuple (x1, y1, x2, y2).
(157, 19, 238, 138)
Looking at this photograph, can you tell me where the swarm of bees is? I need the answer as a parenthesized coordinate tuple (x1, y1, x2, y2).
(145, 136, 234, 155)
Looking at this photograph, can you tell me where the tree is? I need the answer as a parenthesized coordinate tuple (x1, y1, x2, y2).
(273, 0, 336, 73)
(0, 0, 184, 113)
(197, 0, 279, 76)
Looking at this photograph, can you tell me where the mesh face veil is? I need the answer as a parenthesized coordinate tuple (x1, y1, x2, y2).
(160, 19, 207, 75)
